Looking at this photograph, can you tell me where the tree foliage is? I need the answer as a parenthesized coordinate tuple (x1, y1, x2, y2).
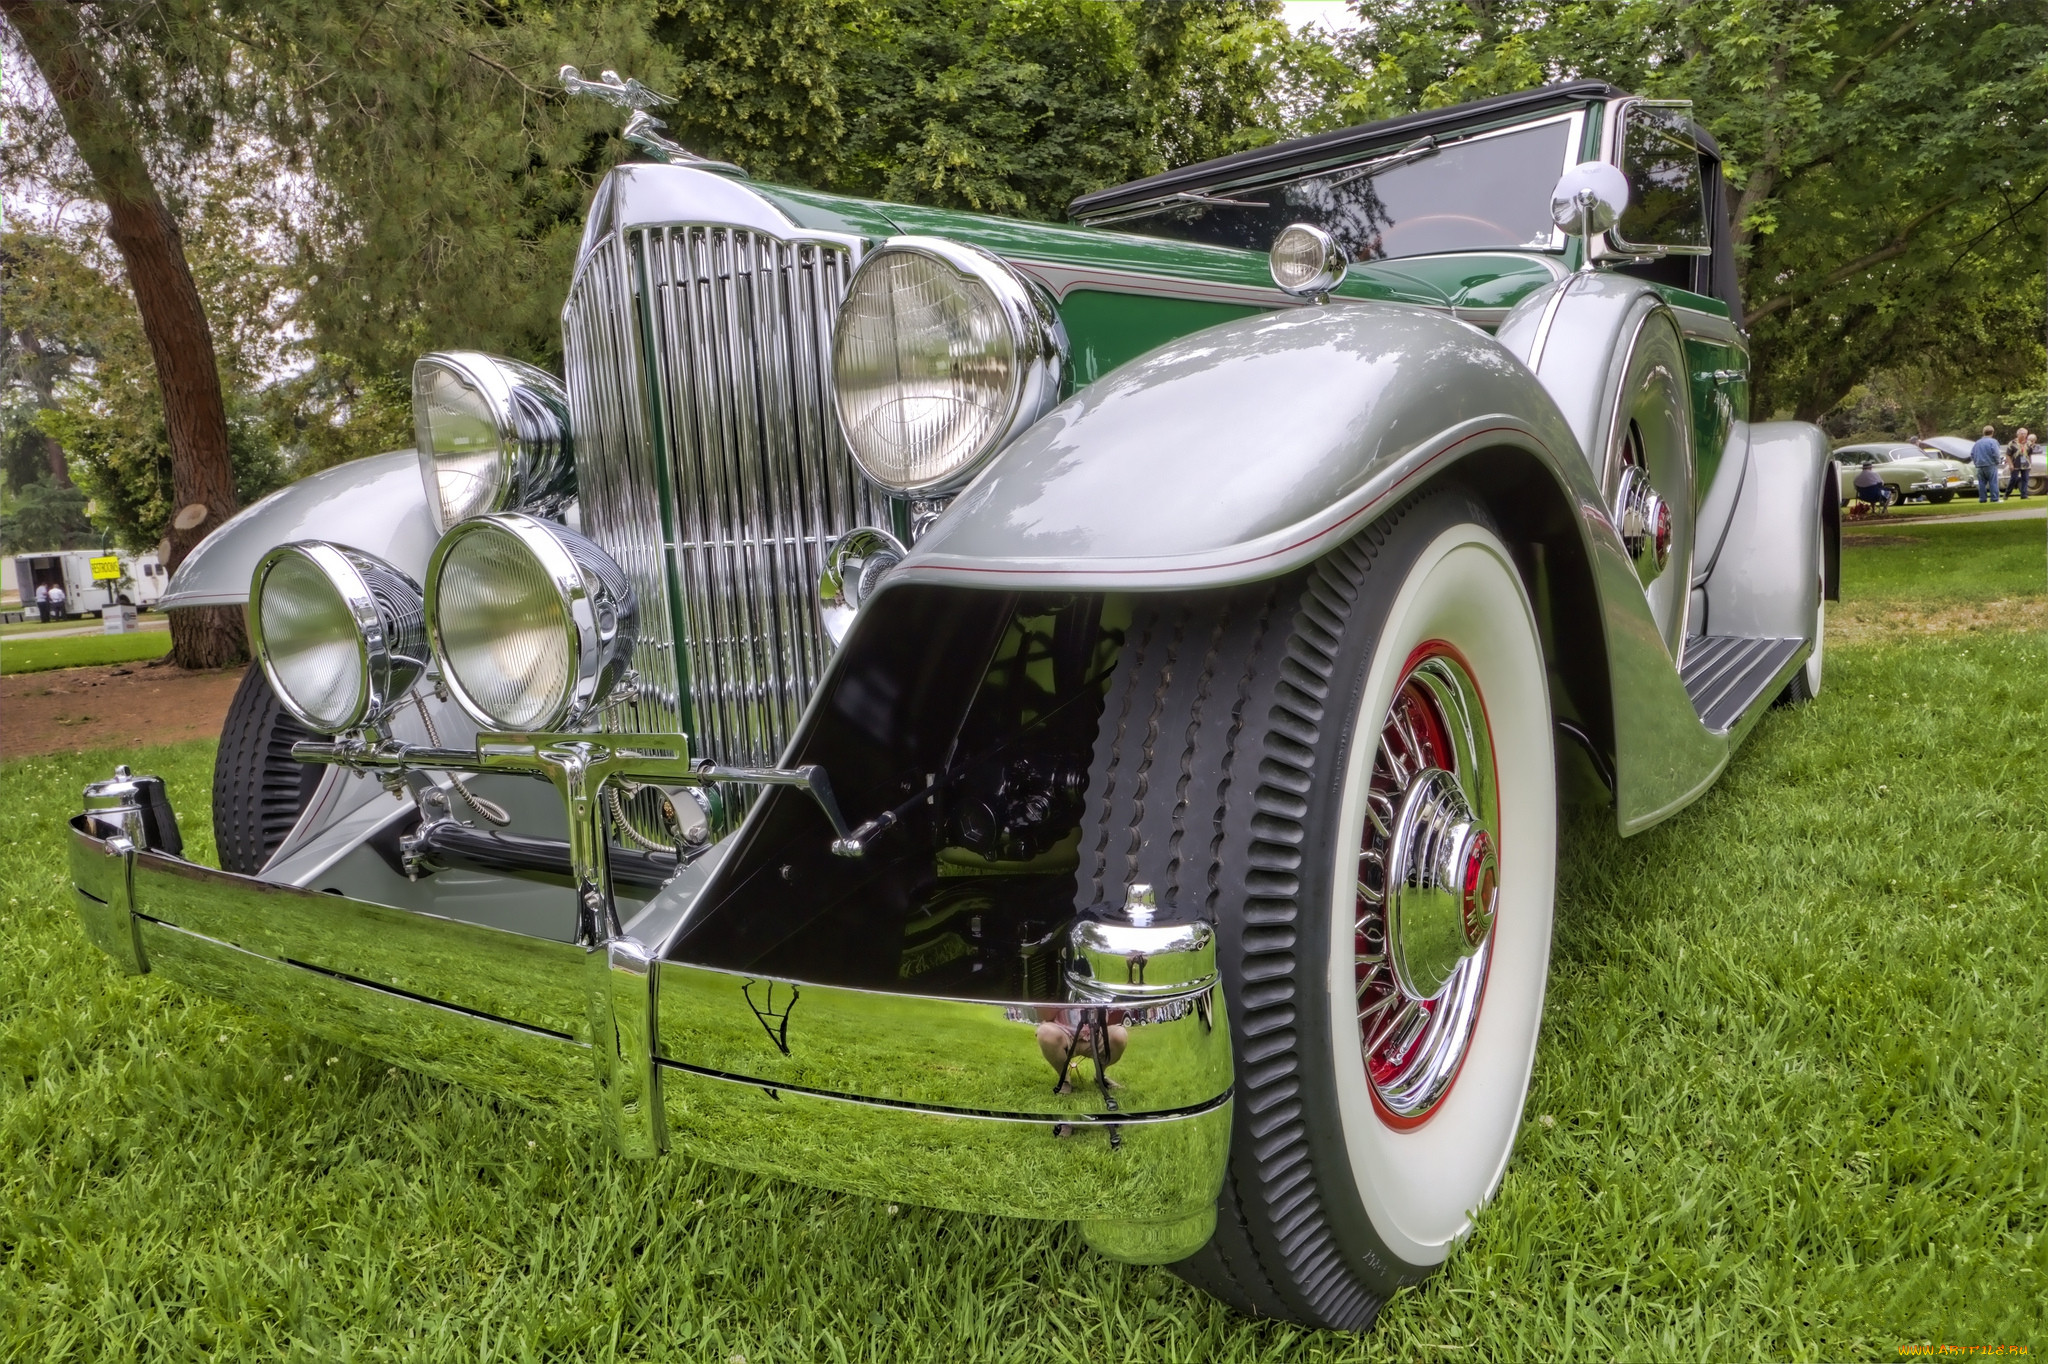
(1319, 0, 2047, 420)
(3, 0, 2038, 566)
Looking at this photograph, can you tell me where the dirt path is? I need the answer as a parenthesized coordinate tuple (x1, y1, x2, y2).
(2, 662, 245, 760)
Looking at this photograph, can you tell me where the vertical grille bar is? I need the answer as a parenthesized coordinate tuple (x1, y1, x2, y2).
(563, 222, 880, 776)
(562, 234, 686, 739)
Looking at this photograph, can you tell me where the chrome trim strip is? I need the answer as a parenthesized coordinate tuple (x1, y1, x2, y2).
(1011, 258, 1299, 309)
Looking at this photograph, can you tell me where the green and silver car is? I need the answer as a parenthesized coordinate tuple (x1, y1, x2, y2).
(1836, 440, 1976, 504)
(72, 77, 1834, 1332)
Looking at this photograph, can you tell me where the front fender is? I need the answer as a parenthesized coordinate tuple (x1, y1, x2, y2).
(892, 303, 1731, 833)
(897, 305, 1588, 590)
(162, 450, 436, 608)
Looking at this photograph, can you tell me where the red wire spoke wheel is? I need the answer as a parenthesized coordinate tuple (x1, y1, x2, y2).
(1354, 645, 1499, 1127)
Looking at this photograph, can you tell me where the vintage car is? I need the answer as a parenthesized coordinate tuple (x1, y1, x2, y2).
(1834, 441, 1976, 505)
(70, 77, 1836, 1332)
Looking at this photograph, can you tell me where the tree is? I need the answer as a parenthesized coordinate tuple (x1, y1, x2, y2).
(1319, 0, 2048, 420)
(2, 0, 246, 667)
(0, 477, 92, 552)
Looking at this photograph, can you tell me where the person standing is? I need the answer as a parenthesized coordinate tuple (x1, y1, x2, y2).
(2008, 427, 2034, 500)
(1971, 425, 2003, 503)
(47, 581, 66, 619)
(33, 582, 51, 623)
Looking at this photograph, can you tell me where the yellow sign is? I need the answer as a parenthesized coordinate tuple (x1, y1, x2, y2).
(90, 555, 121, 581)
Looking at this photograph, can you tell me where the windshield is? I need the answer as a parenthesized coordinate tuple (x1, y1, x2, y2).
(1098, 116, 1578, 263)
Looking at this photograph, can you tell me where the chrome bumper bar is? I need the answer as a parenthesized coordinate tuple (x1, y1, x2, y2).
(69, 776, 1233, 1263)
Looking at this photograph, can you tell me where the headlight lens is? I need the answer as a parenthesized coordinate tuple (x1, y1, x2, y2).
(831, 238, 1065, 495)
(1269, 222, 1348, 297)
(412, 352, 575, 533)
(425, 513, 637, 732)
(248, 543, 427, 733)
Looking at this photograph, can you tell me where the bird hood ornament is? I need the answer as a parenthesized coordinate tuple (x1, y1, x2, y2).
(560, 66, 747, 177)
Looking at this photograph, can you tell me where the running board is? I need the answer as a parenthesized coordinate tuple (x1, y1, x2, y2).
(1680, 636, 1804, 735)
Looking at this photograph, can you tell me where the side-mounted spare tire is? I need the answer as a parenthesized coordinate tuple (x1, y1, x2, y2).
(213, 665, 323, 874)
(1076, 488, 1557, 1330)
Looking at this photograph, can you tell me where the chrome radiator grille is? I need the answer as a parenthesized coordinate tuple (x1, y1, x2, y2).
(563, 224, 885, 770)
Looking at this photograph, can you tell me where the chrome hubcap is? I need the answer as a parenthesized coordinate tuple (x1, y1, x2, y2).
(1355, 650, 1499, 1123)
(1386, 770, 1497, 999)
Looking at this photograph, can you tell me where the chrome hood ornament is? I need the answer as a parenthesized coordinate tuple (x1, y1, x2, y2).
(559, 66, 747, 177)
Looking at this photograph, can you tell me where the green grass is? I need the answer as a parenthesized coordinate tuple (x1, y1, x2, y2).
(0, 627, 173, 675)
(3, 521, 2043, 1360)
(1839, 514, 2048, 605)
(1863, 495, 2044, 521)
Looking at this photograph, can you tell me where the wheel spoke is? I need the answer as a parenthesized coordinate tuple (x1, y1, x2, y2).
(1378, 732, 1409, 790)
(1355, 870, 1384, 908)
(1354, 959, 1385, 996)
(1392, 704, 1427, 773)
(1357, 988, 1400, 1026)
(1365, 998, 1422, 1057)
(1365, 790, 1395, 839)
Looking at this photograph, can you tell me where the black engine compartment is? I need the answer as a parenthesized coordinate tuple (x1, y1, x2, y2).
(668, 584, 1129, 999)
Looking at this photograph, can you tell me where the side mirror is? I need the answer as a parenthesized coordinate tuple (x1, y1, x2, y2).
(1548, 162, 1630, 270)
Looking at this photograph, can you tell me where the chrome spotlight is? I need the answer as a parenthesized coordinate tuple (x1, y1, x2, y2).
(424, 513, 638, 732)
(247, 542, 428, 734)
(819, 526, 907, 648)
(412, 351, 575, 532)
(1269, 223, 1348, 299)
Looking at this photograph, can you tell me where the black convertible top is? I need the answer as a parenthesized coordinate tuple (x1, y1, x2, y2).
(1069, 79, 1726, 222)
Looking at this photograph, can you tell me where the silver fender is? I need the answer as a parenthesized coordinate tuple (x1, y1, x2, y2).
(1697, 421, 1830, 643)
(893, 303, 1727, 833)
(905, 305, 1587, 588)
(161, 450, 436, 608)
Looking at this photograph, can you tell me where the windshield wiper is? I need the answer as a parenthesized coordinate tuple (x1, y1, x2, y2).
(1321, 135, 1440, 190)
(1083, 188, 1273, 227)
(1081, 133, 1443, 229)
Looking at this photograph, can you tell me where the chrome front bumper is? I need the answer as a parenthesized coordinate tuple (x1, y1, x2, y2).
(69, 798, 1232, 1263)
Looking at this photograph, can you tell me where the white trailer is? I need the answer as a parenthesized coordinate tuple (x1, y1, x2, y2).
(11, 549, 169, 620)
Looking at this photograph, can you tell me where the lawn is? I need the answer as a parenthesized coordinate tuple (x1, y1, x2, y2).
(2, 519, 2042, 1360)
(0, 626, 173, 675)
(1838, 513, 2047, 604)
(1863, 496, 2045, 521)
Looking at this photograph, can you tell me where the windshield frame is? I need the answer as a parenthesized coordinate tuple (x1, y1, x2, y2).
(1075, 108, 1590, 261)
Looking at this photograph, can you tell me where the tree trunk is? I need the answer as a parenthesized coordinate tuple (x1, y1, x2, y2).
(4, 0, 245, 669)
(37, 429, 71, 486)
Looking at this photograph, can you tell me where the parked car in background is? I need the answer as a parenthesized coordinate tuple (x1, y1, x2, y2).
(69, 78, 1835, 1334)
(1919, 433, 2045, 497)
(1917, 434, 2045, 498)
(1834, 442, 1975, 505)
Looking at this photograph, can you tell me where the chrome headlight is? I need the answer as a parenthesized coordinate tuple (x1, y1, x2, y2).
(412, 352, 575, 532)
(1269, 222, 1348, 298)
(424, 513, 637, 732)
(830, 237, 1066, 495)
(247, 543, 427, 733)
